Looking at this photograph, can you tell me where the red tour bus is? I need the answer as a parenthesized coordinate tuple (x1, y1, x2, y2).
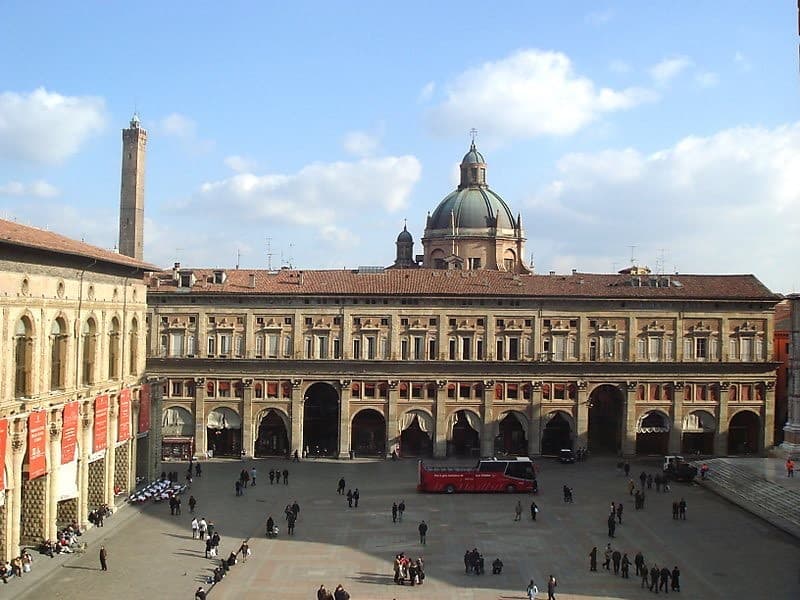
(417, 457, 538, 494)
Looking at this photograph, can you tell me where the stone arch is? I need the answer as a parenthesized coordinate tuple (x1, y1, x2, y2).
(541, 410, 575, 455)
(303, 382, 339, 457)
(495, 410, 528, 455)
(49, 315, 69, 391)
(446, 409, 481, 457)
(399, 409, 434, 457)
(255, 408, 290, 457)
(206, 406, 242, 457)
(635, 409, 670, 455)
(350, 408, 386, 457)
(162, 405, 194, 436)
(728, 409, 761, 455)
(108, 315, 121, 379)
(80, 315, 98, 386)
(587, 383, 625, 454)
(13, 313, 35, 397)
(681, 410, 716, 455)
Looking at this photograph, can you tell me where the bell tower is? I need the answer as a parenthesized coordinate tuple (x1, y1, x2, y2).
(118, 113, 147, 260)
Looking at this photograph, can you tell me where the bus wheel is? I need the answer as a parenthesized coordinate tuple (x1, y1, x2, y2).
(444, 484, 456, 494)
(506, 484, 516, 493)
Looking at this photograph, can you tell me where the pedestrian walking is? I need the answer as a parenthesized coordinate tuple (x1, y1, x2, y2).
(671, 566, 681, 591)
(526, 579, 538, 599)
(612, 549, 621, 575)
(627, 479, 635, 495)
(239, 540, 249, 562)
(204, 538, 213, 558)
(639, 471, 647, 488)
(346, 489, 353, 508)
(531, 500, 538, 520)
(602, 544, 612, 570)
(679, 498, 687, 520)
(189, 495, 197, 513)
(195, 586, 207, 599)
(99, 546, 108, 571)
(649, 565, 659, 592)
(418, 520, 428, 545)
(616, 502, 623, 524)
(287, 512, 296, 535)
(291, 500, 300, 519)
(640, 562, 649, 589)
(646, 473, 653, 489)
(634, 551, 644, 576)
(235, 480, 242, 496)
(282, 468, 289, 484)
(191, 517, 199, 539)
(588, 546, 597, 571)
(659, 566, 671, 593)
(786, 458, 794, 477)
(269, 469, 275, 484)
(514, 500, 522, 521)
(392, 502, 398, 523)
(623, 462, 630, 477)
(195, 463, 202, 477)
(250, 467, 257, 486)
(199, 518, 208, 540)
(547, 574, 557, 600)
(398, 500, 405, 521)
(353, 488, 359, 507)
(607, 513, 616, 538)
(621, 553, 630, 578)
(337, 477, 346, 494)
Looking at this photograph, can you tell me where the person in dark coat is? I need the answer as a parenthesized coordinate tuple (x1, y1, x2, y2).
(547, 574, 557, 600)
(398, 500, 405, 521)
(602, 544, 612, 570)
(649, 565, 659, 592)
(99, 546, 108, 571)
(659, 566, 671, 593)
(634, 551, 645, 576)
(266, 516, 275, 537)
(346, 489, 353, 507)
(588, 546, 597, 571)
(616, 502, 623, 524)
(392, 502, 398, 523)
(291, 500, 300, 518)
(640, 562, 649, 589)
(353, 488, 359, 507)
(611, 549, 621, 575)
(607, 513, 616, 538)
(287, 512, 296, 535)
(678, 498, 687, 520)
(195, 587, 207, 599)
(282, 468, 289, 484)
(205, 538, 213, 558)
(530, 500, 538, 520)
(269, 469, 275, 484)
(418, 520, 428, 545)
(671, 566, 680, 591)
(639, 471, 647, 488)
(621, 553, 630, 578)
(492, 558, 503, 574)
(337, 478, 346, 494)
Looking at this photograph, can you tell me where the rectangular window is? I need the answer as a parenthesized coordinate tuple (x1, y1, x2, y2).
(304, 337, 313, 358)
(507, 383, 518, 399)
(267, 382, 279, 398)
(366, 336, 377, 360)
(462, 337, 472, 360)
(333, 337, 341, 359)
(729, 338, 737, 360)
(207, 336, 216, 356)
(542, 338, 551, 358)
(400, 338, 409, 361)
(428, 339, 436, 360)
(429, 318, 437, 326)
(317, 336, 329, 359)
(187, 334, 196, 356)
(449, 338, 456, 361)
(219, 381, 230, 397)
(695, 338, 707, 359)
(504, 258, 514, 271)
(637, 338, 646, 360)
(553, 336, 566, 361)
(267, 334, 279, 358)
(683, 338, 693, 359)
(365, 383, 376, 398)
(508, 337, 519, 360)
(602, 336, 614, 359)
(411, 336, 423, 360)
(468, 257, 481, 270)
(255, 334, 265, 357)
(459, 384, 470, 399)
(171, 381, 183, 397)
(169, 332, 184, 357)
(235, 335, 244, 356)
(648, 337, 662, 361)
(283, 336, 292, 358)
(412, 383, 423, 399)
(665, 338, 673, 360)
(381, 337, 389, 359)
(476, 338, 484, 360)
(496, 339, 504, 360)
(353, 338, 361, 360)
(740, 337, 753, 361)
(219, 334, 231, 355)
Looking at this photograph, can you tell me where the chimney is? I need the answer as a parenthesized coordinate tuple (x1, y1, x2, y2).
(172, 262, 180, 282)
(549, 271, 555, 276)
(248, 273, 256, 289)
(571, 269, 577, 276)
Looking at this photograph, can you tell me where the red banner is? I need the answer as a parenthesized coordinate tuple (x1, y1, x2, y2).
(27, 411, 47, 480)
(61, 402, 79, 464)
(138, 384, 151, 434)
(93, 394, 109, 453)
(0, 419, 7, 489)
(118, 389, 131, 442)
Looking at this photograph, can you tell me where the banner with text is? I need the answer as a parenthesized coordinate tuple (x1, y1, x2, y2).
(118, 388, 131, 442)
(0, 419, 7, 489)
(27, 410, 47, 480)
(138, 384, 151, 434)
(93, 394, 109, 453)
(61, 401, 79, 464)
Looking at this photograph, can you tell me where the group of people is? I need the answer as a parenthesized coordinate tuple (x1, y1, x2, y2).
(38, 523, 84, 557)
(527, 575, 557, 600)
(283, 500, 301, 535)
(316, 583, 351, 599)
(87, 504, 111, 527)
(0, 550, 33, 584)
(269, 467, 289, 484)
(463, 548, 486, 575)
(591, 544, 681, 593)
(393, 553, 425, 585)
(390, 499, 406, 522)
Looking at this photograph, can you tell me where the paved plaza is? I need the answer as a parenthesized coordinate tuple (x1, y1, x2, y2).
(14, 456, 800, 600)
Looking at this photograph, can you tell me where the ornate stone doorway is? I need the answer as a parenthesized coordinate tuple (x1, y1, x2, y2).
(255, 409, 289, 457)
(303, 382, 339, 457)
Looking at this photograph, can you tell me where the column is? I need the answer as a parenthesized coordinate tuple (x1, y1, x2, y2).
(10, 419, 27, 559)
(338, 380, 351, 458)
(148, 379, 164, 481)
(193, 378, 206, 457)
(668, 383, 683, 454)
(290, 380, 303, 457)
(763, 381, 775, 450)
(386, 381, 399, 457)
(434, 381, 447, 458)
(576, 381, 589, 449)
(105, 398, 118, 507)
(79, 404, 92, 528)
(241, 379, 254, 457)
(481, 380, 495, 456)
(622, 382, 637, 456)
(130, 395, 139, 487)
(528, 382, 542, 456)
(714, 383, 730, 456)
(47, 410, 63, 540)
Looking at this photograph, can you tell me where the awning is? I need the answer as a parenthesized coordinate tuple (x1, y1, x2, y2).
(207, 408, 242, 430)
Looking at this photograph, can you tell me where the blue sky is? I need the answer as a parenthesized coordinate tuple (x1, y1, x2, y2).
(0, 2, 798, 291)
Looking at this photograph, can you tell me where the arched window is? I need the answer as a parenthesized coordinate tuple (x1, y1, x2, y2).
(82, 318, 97, 385)
(108, 317, 120, 379)
(14, 316, 33, 397)
(50, 317, 68, 390)
(128, 318, 139, 375)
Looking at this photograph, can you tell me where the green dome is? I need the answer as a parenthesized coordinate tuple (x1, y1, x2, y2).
(461, 142, 485, 165)
(428, 187, 515, 231)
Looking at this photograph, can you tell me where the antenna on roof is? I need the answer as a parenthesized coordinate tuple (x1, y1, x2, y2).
(175, 247, 183, 265)
(266, 237, 273, 271)
(612, 261, 618, 272)
(235, 248, 241, 270)
(656, 248, 666, 275)
(628, 245, 638, 266)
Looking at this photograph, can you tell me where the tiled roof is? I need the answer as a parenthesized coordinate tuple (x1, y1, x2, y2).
(0, 218, 157, 271)
(149, 268, 778, 301)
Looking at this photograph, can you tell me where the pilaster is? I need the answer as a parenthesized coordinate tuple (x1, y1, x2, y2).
(47, 411, 63, 540)
(10, 419, 27, 559)
(528, 381, 542, 455)
(386, 380, 399, 456)
(193, 377, 206, 457)
(338, 380, 351, 458)
(241, 378, 254, 457)
(290, 379, 303, 456)
(105, 398, 118, 507)
(714, 383, 730, 456)
(78, 404, 92, 528)
(576, 380, 589, 448)
(148, 378, 164, 479)
(481, 379, 495, 456)
(622, 382, 637, 456)
(668, 382, 683, 454)
(434, 380, 447, 458)
(763, 381, 775, 450)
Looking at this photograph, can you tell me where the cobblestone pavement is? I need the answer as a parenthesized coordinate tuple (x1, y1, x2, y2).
(15, 456, 800, 600)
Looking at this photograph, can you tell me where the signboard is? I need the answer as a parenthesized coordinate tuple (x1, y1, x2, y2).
(0, 419, 6, 489)
(138, 384, 151, 434)
(61, 401, 79, 464)
(93, 394, 109, 453)
(118, 388, 131, 442)
(27, 411, 47, 480)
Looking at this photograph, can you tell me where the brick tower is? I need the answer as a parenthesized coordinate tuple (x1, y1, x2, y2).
(118, 113, 147, 260)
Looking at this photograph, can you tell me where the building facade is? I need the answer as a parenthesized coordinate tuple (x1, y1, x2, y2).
(0, 219, 154, 561)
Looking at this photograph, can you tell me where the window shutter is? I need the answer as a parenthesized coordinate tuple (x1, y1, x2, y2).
(637, 338, 646, 359)
(683, 339, 692, 359)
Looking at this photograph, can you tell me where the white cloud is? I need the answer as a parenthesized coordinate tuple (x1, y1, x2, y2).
(224, 155, 256, 172)
(695, 71, 720, 88)
(608, 60, 632, 74)
(0, 88, 106, 164)
(181, 155, 422, 232)
(0, 180, 59, 198)
(649, 56, 693, 87)
(157, 112, 214, 152)
(585, 9, 613, 26)
(343, 130, 381, 158)
(734, 51, 752, 72)
(426, 50, 656, 142)
(418, 81, 436, 103)
(527, 122, 800, 292)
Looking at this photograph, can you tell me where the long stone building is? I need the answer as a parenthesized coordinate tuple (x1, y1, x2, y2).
(145, 143, 781, 462)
